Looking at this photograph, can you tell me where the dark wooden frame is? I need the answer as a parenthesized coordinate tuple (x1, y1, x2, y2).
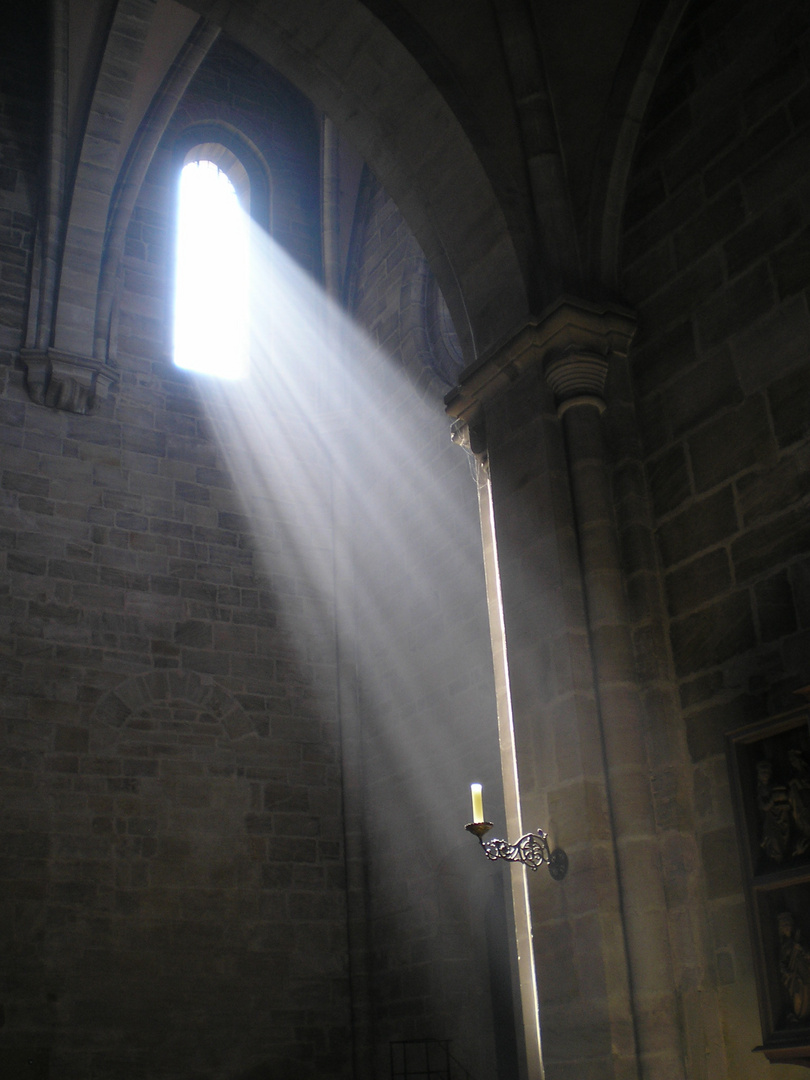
(727, 699, 810, 1068)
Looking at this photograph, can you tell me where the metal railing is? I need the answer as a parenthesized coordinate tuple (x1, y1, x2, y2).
(390, 1039, 475, 1080)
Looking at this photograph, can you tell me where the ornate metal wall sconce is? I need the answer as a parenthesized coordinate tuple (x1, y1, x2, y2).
(466, 784, 568, 880)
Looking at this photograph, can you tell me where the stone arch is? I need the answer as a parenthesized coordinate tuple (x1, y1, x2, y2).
(397, 227, 465, 395)
(585, 0, 691, 288)
(74, 669, 290, 1072)
(345, 165, 465, 403)
(91, 18, 222, 368)
(174, 124, 270, 225)
(92, 669, 254, 743)
(22, 8, 219, 410)
(181, 0, 529, 361)
(26, 0, 531, 407)
(169, 105, 290, 231)
(88, 670, 265, 931)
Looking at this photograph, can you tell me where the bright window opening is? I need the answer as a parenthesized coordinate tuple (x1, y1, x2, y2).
(173, 158, 250, 379)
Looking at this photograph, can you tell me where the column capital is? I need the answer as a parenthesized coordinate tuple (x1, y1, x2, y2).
(445, 296, 635, 423)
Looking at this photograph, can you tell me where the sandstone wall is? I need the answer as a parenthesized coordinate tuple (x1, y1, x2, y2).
(1, 36, 350, 1080)
(621, 0, 810, 1071)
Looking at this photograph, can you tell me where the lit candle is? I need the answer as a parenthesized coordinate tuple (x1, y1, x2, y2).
(470, 782, 484, 823)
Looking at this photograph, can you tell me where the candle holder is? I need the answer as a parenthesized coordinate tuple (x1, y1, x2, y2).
(466, 821, 568, 880)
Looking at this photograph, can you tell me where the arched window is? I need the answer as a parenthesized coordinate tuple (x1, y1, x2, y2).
(173, 145, 251, 379)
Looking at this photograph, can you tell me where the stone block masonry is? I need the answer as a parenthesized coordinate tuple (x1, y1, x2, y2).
(0, 33, 351, 1080)
(0, 24, 505, 1080)
(621, 0, 810, 1071)
(623, 0, 810, 715)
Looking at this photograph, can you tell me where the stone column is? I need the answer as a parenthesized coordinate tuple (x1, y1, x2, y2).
(544, 304, 686, 1080)
(446, 298, 686, 1080)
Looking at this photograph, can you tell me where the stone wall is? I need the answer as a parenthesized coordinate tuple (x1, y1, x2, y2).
(1, 37, 351, 1080)
(2, 18, 514, 1077)
(621, 0, 810, 1071)
(167, 36, 322, 279)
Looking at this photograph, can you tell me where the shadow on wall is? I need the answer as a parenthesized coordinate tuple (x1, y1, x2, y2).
(486, 874, 520, 1080)
(0, 1048, 51, 1080)
(231, 1065, 315, 1080)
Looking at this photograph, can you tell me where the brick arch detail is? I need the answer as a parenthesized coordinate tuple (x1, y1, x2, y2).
(92, 670, 254, 741)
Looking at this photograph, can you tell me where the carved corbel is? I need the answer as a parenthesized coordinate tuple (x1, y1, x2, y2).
(21, 349, 117, 414)
(445, 296, 635, 426)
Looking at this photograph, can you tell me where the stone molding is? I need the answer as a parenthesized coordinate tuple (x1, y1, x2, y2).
(557, 392, 606, 417)
(444, 295, 636, 424)
(544, 349, 609, 403)
(21, 348, 117, 414)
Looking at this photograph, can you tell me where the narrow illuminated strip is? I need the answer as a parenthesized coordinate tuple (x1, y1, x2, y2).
(478, 472, 545, 1080)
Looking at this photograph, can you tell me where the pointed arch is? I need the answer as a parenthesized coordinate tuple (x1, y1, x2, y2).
(586, 0, 692, 288)
(179, 0, 529, 360)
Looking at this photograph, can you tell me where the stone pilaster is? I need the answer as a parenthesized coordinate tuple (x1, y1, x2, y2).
(446, 297, 686, 1080)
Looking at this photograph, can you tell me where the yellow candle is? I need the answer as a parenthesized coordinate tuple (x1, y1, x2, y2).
(470, 782, 484, 823)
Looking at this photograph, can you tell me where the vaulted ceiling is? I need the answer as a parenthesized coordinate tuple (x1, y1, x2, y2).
(31, 0, 690, 369)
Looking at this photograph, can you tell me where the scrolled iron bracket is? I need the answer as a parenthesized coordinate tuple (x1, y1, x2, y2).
(466, 821, 568, 880)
